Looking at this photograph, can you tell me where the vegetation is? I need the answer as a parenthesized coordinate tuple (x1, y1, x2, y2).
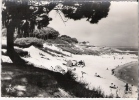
(46, 38, 70, 46)
(13, 37, 100, 55)
(2, 0, 112, 98)
(59, 46, 83, 54)
(59, 35, 78, 43)
(18, 27, 60, 40)
(14, 38, 45, 48)
(2, 0, 110, 64)
(2, 63, 113, 98)
(1, 63, 59, 97)
(14, 48, 29, 57)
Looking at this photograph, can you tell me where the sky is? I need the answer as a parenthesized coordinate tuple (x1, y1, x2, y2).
(48, 2, 138, 47)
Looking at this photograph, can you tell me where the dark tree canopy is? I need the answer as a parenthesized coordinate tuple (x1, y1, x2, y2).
(61, 0, 110, 23)
(2, 0, 56, 37)
(2, 0, 111, 64)
(2, 0, 111, 36)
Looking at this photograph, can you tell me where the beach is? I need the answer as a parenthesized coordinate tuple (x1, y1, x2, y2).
(69, 55, 138, 97)
(13, 45, 138, 98)
(2, 39, 138, 98)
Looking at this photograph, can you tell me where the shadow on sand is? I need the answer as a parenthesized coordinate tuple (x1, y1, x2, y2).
(1, 62, 112, 98)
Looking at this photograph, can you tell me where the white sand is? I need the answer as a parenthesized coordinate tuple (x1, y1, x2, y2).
(1, 36, 138, 98)
(23, 46, 68, 74)
(21, 45, 138, 98)
(69, 54, 138, 97)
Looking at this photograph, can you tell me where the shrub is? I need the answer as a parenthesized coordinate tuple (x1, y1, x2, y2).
(46, 38, 69, 45)
(60, 46, 83, 54)
(14, 48, 28, 57)
(29, 27, 60, 40)
(83, 49, 100, 55)
(71, 38, 78, 43)
(59, 35, 78, 43)
(14, 38, 45, 48)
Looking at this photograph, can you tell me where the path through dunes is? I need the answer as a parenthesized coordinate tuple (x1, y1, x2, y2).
(114, 61, 138, 86)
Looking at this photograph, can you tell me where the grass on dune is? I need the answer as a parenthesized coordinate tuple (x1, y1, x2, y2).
(1, 63, 113, 98)
(1, 63, 59, 97)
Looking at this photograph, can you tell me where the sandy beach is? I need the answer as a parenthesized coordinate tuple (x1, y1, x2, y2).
(69, 55, 138, 97)
(1, 38, 138, 98)
(8, 45, 137, 98)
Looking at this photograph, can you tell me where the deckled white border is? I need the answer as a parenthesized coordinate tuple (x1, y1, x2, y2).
(0, 0, 138, 99)
(0, 98, 138, 99)
(0, 0, 2, 98)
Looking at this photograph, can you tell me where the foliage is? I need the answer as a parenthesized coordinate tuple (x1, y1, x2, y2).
(59, 35, 78, 43)
(2, 0, 110, 63)
(61, 1, 110, 23)
(59, 46, 100, 55)
(46, 38, 76, 48)
(2, 0, 56, 37)
(28, 27, 60, 40)
(59, 46, 83, 54)
(2, 60, 113, 98)
(2, 0, 110, 37)
(46, 38, 68, 45)
(83, 48, 100, 55)
(1, 63, 59, 97)
(14, 48, 29, 57)
(55, 70, 112, 98)
(14, 38, 45, 48)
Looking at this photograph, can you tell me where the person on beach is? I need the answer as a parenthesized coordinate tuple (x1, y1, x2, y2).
(129, 85, 133, 94)
(78, 60, 85, 67)
(110, 83, 113, 92)
(81, 71, 86, 78)
(113, 85, 117, 89)
(95, 73, 102, 78)
(111, 69, 115, 75)
(110, 83, 117, 89)
(116, 86, 120, 97)
(124, 83, 129, 94)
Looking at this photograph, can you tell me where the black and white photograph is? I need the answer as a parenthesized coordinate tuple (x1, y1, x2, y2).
(1, 0, 138, 98)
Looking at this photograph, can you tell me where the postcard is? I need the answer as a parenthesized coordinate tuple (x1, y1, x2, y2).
(1, 0, 138, 99)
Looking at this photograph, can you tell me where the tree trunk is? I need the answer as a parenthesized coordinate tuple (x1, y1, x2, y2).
(7, 23, 27, 65)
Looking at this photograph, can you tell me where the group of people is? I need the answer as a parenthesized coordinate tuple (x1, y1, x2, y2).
(109, 82, 134, 97)
(110, 83, 117, 89)
(113, 56, 124, 60)
(66, 60, 85, 67)
(77, 60, 85, 67)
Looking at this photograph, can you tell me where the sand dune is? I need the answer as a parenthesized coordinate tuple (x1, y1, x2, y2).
(1, 36, 138, 98)
(17, 45, 138, 98)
